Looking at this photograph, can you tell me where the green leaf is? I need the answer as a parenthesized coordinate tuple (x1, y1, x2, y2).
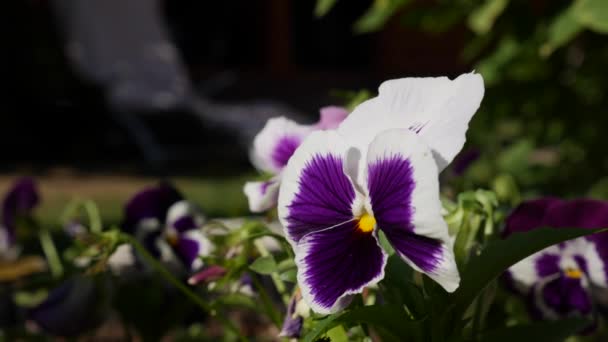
(303, 305, 423, 342)
(479, 318, 590, 342)
(450, 227, 604, 315)
(249, 255, 277, 275)
(279, 268, 297, 283)
(468, 0, 509, 35)
(354, 0, 410, 33)
(315, 0, 338, 17)
(540, 5, 584, 57)
(573, 0, 608, 34)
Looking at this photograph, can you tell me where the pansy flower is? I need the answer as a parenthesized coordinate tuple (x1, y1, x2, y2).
(505, 198, 608, 320)
(122, 183, 212, 271)
(278, 73, 484, 313)
(244, 106, 349, 212)
(0, 177, 40, 260)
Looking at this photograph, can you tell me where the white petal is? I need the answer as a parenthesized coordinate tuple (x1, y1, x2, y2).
(243, 178, 281, 213)
(166, 200, 206, 228)
(363, 129, 459, 291)
(251, 116, 313, 174)
(338, 73, 484, 171)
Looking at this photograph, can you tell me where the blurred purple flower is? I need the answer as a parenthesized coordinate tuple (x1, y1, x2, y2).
(279, 291, 304, 338)
(243, 106, 348, 213)
(1, 177, 40, 245)
(504, 198, 608, 322)
(28, 276, 111, 337)
(121, 183, 211, 271)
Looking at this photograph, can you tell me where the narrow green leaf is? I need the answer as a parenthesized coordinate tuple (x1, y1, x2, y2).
(540, 5, 583, 57)
(479, 318, 590, 342)
(279, 268, 297, 283)
(468, 0, 509, 35)
(450, 227, 604, 314)
(573, 0, 608, 34)
(249, 255, 277, 275)
(302, 315, 341, 342)
(354, 0, 410, 33)
(315, 0, 338, 17)
(303, 305, 422, 342)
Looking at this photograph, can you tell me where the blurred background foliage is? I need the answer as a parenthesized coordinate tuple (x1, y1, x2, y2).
(317, 0, 608, 201)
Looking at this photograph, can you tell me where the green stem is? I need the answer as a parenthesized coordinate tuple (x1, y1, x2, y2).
(120, 233, 247, 341)
(253, 239, 290, 304)
(250, 272, 282, 327)
(84, 200, 103, 234)
(39, 229, 63, 278)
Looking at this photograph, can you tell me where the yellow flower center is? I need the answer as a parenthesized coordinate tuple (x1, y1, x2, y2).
(564, 268, 583, 279)
(357, 214, 376, 233)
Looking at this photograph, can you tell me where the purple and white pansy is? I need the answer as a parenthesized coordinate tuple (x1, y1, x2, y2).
(122, 183, 212, 271)
(505, 198, 608, 320)
(0, 178, 40, 260)
(277, 73, 485, 313)
(244, 106, 349, 212)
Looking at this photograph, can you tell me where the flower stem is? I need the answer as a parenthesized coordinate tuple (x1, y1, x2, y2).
(119, 233, 247, 341)
(84, 200, 103, 234)
(253, 239, 290, 305)
(38, 228, 63, 278)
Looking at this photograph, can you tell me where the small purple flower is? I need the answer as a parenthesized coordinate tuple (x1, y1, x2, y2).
(505, 198, 608, 320)
(278, 74, 484, 313)
(244, 106, 349, 213)
(1, 177, 40, 246)
(279, 291, 304, 338)
(122, 183, 212, 271)
(164, 201, 212, 271)
(27, 276, 111, 337)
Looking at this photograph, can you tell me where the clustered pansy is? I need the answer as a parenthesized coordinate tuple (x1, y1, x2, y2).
(0, 177, 40, 261)
(277, 73, 485, 313)
(244, 106, 349, 212)
(505, 198, 608, 321)
(122, 182, 212, 271)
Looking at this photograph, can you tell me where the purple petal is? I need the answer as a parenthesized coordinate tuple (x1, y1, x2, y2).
(503, 197, 563, 236)
(188, 265, 227, 285)
(368, 155, 415, 233)
(315, 106, 348, 130)
(545, 199, 608, 229)
(535, 253, 560, 277)
(174, 236, 201, 269)
(2, 177, 40, 241)
(367, 155, 443, 273)
(541, 276, 592, 316)
(272, 135, 302, 170)
(28, 276, 109, 337)
(297, 221, 386, 313)
(285, 154, 355, 243)
(279, 294, 304, 338)
(123, 182, 182, 233)
(172, 215, 197, 233)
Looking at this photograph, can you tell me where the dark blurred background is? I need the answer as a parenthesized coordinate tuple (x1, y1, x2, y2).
(1, 0, 472, 177)
(2, 0, 608, 217)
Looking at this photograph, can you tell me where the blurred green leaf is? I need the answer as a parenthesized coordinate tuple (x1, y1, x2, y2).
(479, 318, 590, 341)
(249, 255, 277, 275)
(303, 304, 422, 342)
(497, 139, 534, 175)
(315, 0, 338, 17)
(540, 5, 584, 57)
(468, 0, 509, 35)
(476, 36, 520, 85)
(354, 0, 410, 33)
(280, 268, 297, 282)
(449, 227, 605, 316)
(573, 0, 608, 34)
